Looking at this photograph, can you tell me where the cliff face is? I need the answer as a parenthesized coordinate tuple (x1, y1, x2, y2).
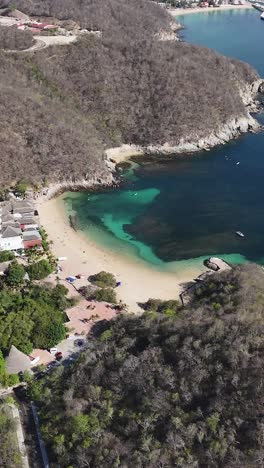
(0, 0, 262, 187)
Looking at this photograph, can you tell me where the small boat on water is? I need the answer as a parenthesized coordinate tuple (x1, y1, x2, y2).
(261, 11, 264, 19)
(236, 231, 245, 238)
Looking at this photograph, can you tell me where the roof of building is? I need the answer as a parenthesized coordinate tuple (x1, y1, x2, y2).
(1, 222, 21, 230)
(0, 201, 12, 211)
(2, 226, 22, 238)
(5, 345, 32, 374)
(12, 200, 34, 209)
(23, 231, 41, 241)
(20, 218, 37, 225)
(0, 208, 11, 216)
(31, 349, 55, 366)
(1, 214, 14, 222)
(13, 208, 35, 215)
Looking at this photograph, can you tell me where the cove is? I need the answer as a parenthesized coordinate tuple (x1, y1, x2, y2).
(64, 9, 264, 269)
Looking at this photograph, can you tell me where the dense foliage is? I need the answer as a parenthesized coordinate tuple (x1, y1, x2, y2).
(31, 264, 264, 467)
(0, 284, 70, 354)
(0, 351, 19, 387)
(27, 259, 54, 280)
(0, 250, 14, 262)
(89, 287, 117, 303)
(0, 0, 258, 186)
(0, 401, 21, 466)
(90, 271, 116, 288)
(143, 298, 181, 316)
(5, 261, 25, 288)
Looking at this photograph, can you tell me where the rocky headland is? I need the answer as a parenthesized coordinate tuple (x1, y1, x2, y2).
(0, 0, 263, 192)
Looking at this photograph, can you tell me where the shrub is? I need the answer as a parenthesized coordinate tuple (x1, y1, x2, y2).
(0, 251, 15, 262)
(27, 259, 53, 280)
(89, 288, 117, 303)
(39, 228, 49, 252)
(21, 370, 33, 383)
(89, 271, 116, 288)
(144, 298, 181, 314)
(14, 179, 28, 195)
(5, 261, 25, 288)
(6, 374, 20, 387)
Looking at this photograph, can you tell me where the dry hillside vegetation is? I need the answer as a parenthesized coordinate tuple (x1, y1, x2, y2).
(30, 264, 264, 467)
(0, 26, 33, 50)
(0, 0, 260, 186)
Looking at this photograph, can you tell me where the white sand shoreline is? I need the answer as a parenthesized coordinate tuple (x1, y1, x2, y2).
(169, 4, 253, 16)
(38, 195, 206, 312)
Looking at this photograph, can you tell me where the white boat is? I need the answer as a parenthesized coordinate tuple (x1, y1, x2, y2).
(261, 11, 264, 19)
(236, 231, 245, 238)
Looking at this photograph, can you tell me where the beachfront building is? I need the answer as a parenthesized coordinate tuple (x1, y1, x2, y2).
(0, 226, 24, 251)
(0, 197, 42, 251)
(23, 230, 42, 249)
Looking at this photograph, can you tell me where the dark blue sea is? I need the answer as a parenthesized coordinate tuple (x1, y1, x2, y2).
(64, 9, 264, 270)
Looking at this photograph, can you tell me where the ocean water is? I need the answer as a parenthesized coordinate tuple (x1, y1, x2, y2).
(64, 9, 264, 270)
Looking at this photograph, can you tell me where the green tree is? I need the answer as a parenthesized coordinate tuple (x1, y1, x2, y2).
(0, 351, 6, 381)
(6, 374, 19, 387)
(90, 271, 116, 288)
(0, 251, 15, 262)
(89, 288, 117, 303)
(14, 179, 28, 196)
(27, 259, 53, 280)
(5, 262, 25, 288)
(33, 320, 66, 349)
(0, 403, 21, 465)
(21, 370, 33, 383)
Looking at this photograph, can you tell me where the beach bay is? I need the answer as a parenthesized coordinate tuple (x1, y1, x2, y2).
(40, 8, 264, 309)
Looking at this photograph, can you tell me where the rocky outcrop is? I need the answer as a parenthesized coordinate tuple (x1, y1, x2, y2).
(144, 114, 259, 155)
(105, 114, 259, 161)
(105, 79, 263, 161)
(238, 78, 263, 111)
(36, 172, 116, 201)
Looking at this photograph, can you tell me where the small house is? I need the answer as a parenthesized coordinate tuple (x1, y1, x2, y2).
(5, 345, 32, 374)
(0, 226, 23, 251)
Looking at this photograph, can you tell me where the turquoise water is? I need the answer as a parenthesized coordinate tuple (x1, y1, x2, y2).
(64, 9, 264, 270)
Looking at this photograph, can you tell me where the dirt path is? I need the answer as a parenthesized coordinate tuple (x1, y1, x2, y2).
(6, 34, 77, 53)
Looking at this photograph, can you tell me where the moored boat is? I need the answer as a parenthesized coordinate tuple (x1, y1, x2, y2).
(261, 11, 264, 19)
(236, 231, 245, 238)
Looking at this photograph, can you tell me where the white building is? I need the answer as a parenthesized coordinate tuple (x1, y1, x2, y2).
(0, 226, 23, 251)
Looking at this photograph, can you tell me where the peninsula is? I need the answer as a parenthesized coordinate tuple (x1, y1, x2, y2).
(0, 0, 262, 190)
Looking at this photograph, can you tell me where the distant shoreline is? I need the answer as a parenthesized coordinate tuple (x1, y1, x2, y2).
(169, 4, 253, 16)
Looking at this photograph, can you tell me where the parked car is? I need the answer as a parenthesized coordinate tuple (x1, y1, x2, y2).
(74, 339, 84, 347)
(47, 362, 56, 370)
(55, 351, 63, 361)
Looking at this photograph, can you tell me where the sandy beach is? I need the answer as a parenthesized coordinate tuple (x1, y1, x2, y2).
(38, 196, 206, 312)
(170, 4, 253, 16)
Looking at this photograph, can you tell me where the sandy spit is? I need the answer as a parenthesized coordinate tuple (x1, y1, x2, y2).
(169, 4, 253, 16)
(38, 196, 206, 312)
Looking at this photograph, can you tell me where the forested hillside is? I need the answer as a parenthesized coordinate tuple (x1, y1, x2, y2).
(0, 0, 260, 186)
(31, 264, 264, 467)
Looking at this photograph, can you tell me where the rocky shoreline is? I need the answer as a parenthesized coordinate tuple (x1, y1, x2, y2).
(106, 79, 263, 162)
(36, 78, 263, 202)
